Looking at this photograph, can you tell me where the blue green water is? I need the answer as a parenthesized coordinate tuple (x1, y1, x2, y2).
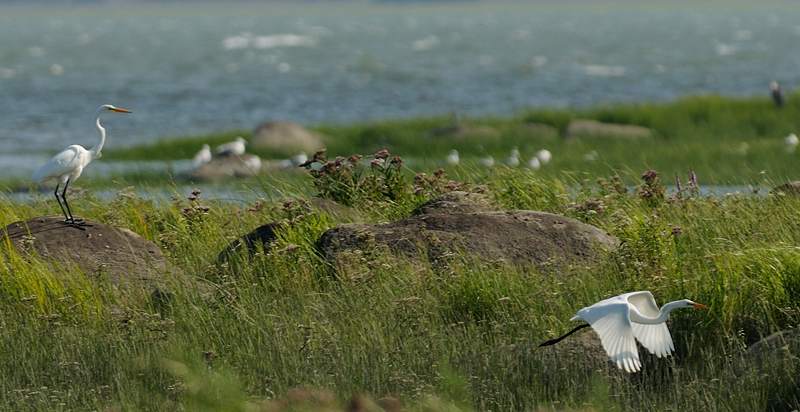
(1, 1, 799, 168)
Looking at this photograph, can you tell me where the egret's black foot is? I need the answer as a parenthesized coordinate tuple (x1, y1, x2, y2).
(62, 219, 90, 230)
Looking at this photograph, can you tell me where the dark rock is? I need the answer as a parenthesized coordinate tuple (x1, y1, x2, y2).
(566, 119, 653, 140)
(746, 329, 800, 369)
(317, 193, 618, 275)
(771, 181, 800, 196)
(189, 154, 262, 181)
(252, 121, 324, 153)
(2, 216, 166, 288)
(744, 329, 800, 410)
(217, 222, 282, 263)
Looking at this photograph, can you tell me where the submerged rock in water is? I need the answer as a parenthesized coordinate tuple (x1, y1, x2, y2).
(566, 119, 653, 139)
(2, 216, 166, 288)
(316, 192, 618, 276)
(252, 121, 325, 153)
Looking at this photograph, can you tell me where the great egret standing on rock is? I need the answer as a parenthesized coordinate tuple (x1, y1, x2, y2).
(215, 137, 247, 156)
(192, 144, 212, 169)
(539, 291, 707, 373)
(32, 104, 132, 225)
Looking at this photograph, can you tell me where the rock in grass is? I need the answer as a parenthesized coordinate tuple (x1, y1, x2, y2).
(252, 121, 325, 153)
(744, 329, 800, 409)
(1, 216, 166, 288)
(566, 119, 653, 140)
(317, 192, 618, 275)
(771, 181, 800, 196)
(217, 222, 282, 264)
(189, 154, 262, 181)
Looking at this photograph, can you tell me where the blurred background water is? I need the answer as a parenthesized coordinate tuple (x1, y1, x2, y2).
(1, 0, 799, 159)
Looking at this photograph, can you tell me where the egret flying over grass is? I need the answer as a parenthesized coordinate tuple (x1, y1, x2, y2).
(539, 291, 707, 373)
(446, 149, 460, 166)
(215, 136, 247, 156)
(192, 144, 212, 169)
(32, 105, 131, 226)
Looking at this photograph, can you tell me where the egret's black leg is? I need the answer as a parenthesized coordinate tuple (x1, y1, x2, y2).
(61, 178, 86, 224)
(53, 183, 69, 222)
(538, 324, 591, 347)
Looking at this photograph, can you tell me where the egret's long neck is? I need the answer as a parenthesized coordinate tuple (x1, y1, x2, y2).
(90, 110, 106, 158)
(631, 301, 685, 324)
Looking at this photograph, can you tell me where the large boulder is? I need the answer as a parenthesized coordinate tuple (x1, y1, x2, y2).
(252, 121, 325, 153)
(744, 330, 800, 410)
(189, 154, 262, 181)
(566, 119, 653, 140)
(771, 181, 800, 196)
(317, 193, 618, 275)
(2, 216, 166, 288)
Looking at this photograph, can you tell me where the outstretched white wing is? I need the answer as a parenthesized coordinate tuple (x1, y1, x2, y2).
(32, 146, 82, 182)
(576, 300, 641, 372)
(625, 291, 675, 358)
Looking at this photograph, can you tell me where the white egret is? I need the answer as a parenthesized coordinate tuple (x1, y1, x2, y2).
(192, 144, 212, 169)
(479, 155, 495, 168)
(506, 147, 520, 167)
(215, 136, 247, 156)
(446, 149, 460, 166)
(536, 149, 552, 165)
(539, 291, 706, 373)
(527, 156, 541, 170)
(32, 104, 132, 225)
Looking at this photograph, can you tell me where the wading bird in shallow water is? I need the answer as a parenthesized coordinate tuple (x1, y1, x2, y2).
(539, 291, 706, 373)
(32, 104, 131, 226)
(215, 136, 247, 157)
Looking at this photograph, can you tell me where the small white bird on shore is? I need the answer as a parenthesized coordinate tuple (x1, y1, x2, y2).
(539, 291, 707, 373)
(243, 155, 262, 172)
(446, 149, 460, 165)
(215, 136, 247, 157)
(479, 155, 495, 168)
(527, 156, 541, 170)
(291, 152, 309, 166)
(506, 147, 520, 167)
(785, 133, 799, 152)
(192, 144, 212, 169)
(536, 149, 552, 164)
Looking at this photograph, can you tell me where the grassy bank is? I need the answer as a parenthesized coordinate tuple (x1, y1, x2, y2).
(103, 95, 800, 185)
(1, 160, 799, 410)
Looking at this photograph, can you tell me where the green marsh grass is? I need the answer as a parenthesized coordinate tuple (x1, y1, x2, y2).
(1, 165, 799, 410)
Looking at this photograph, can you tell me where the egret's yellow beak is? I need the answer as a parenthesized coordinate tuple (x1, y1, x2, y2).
(110, 107, 132, 113)
(692, 302, 708, 310)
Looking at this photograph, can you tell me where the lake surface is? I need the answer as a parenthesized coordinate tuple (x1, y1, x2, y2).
(2, 0, 800, 166)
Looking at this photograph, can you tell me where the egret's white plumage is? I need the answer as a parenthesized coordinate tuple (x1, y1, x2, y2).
(215, 137, 247, 156)
(543, 291, 706, 373)
(192, 144, 212, 169)
(446, 149, 460, 165)
(536, 149, 552, 164)
(32, 104, 131, 223)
